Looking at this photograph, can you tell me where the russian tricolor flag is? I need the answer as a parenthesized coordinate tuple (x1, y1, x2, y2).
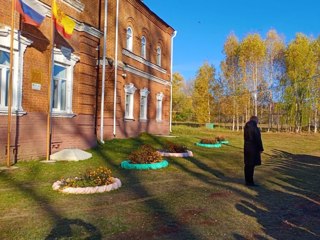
(16, 0, 48, 27)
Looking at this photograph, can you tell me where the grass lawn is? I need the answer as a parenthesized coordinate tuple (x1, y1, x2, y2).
(0, 126, 319, 240)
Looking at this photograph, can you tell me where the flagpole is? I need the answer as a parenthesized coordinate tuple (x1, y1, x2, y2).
(46, 0, 55, 161)
(7, 0, 16, 167)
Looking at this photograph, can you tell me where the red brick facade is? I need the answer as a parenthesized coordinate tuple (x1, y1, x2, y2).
(0, 0, 174, 163)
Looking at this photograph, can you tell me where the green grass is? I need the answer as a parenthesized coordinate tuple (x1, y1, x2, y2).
(0, 126, 319, 239)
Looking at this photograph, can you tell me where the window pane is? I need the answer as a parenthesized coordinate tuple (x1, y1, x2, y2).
(126, 28, 133, 51)
(54, 65, 67, 78)
(60, 80, 66, 110)
(125, 94, 130, 116)
(157, 100, 162, 120)
(141, 37, 146, 58)
(127, 28, 132, 36)
(53, 80, 59, 109)
(140, 96, 145, 119)
(0, 67, 11, 107)
(0, 51, 10, 66)
(156, 101, 159, 118)
(157, 47, 161, 66)
(53, 64, 68, 111)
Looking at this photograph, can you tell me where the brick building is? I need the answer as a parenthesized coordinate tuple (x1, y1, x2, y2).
(0, 0, 175, 163)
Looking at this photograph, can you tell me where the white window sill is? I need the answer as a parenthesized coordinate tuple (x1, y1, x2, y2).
(0, 109, 27, 116)
(52, 112, 76, 118)
(156, 119, 163, 123)
(124, 117, 135, 121)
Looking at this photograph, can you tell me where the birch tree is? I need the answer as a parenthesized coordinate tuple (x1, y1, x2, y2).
(192, 62, 215, 123)
(285, 33, 317, 132)
(265, 29, 286, 131)
(221, 33, 242, 130)
(172, 72, 194, 122)
(311, 37, 320, 132)
(239, 33, 266, 116)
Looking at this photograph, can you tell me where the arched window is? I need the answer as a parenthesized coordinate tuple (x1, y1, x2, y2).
(124, 83, 137, 119)
(126, 27, 133, 51)
(141, 36, 146, 58)
(140, 87, 149, 120)
(0, 27, 32, 114)
(52, 48, 79, 116)
(156, 92, 164, 122)
(156, 46, 161, 66)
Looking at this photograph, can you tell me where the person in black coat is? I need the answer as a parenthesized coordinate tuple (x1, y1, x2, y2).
(244, 116, 264, 186)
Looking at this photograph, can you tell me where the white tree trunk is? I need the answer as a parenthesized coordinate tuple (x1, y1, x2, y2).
(314, 108, 318, 133)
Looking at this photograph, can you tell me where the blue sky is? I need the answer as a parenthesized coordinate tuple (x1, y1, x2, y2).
(143, 0, 320, 81)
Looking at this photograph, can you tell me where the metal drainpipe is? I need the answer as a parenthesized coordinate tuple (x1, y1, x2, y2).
(169, 30, 177, 133)
(100, 0, 108, 143)
(113, 0, 120, 137)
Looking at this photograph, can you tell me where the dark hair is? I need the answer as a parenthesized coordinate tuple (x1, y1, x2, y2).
(250, 116, 259, 123)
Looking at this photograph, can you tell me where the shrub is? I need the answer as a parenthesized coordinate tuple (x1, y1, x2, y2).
(215, 135, 226, 142)
(59, 167, 114, 188)
(128, 144, 162, 164)
(163, 141, 188, 153)
(200, 138, 219, 144)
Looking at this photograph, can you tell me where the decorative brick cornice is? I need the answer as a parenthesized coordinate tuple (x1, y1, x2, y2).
(123, 65, 171, 87)
(62, 0, 85, 12)
(126, 0, 174, 35)
(74, 21, 103, 38)
(40, 0, 84, 12)
(122, 49, 167, 74)
(36, 0, 102, 38)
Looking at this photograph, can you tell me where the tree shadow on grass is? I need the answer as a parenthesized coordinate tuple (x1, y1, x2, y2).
(93, 138, 200, 240)
(0, 171, 102, 240)
(147, 134, 257, 198)
(148, 136, 320, 239)
(45, 218, 102, 240)
(234, 149, 320, 240)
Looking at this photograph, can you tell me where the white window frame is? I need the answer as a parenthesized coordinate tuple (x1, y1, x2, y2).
(0, 27, 32, 115)
(141, 36, 146, 59)
(156, 92, 164, 122)
(52, 63, 68, 112)
(156, 46, 161, 67)
(52, 48, 79, 117)
(140, 87, 149, 120)
(126, 27, 133, 52)
(0, 50, 10, 109)
(124, 83, 137, 119)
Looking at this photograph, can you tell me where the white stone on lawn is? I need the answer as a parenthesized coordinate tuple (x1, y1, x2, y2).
(50, 149, 92, 161)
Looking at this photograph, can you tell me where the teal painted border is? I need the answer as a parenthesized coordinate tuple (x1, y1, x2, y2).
(219, 140, 229, 144)
(120, 160, 169, 170)
(196, 142, 222, 148)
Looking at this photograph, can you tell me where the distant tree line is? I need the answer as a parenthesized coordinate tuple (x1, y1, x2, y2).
(172, 29, 320, 132)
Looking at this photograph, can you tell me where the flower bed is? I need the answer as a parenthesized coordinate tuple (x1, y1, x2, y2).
(158, 150, 193, 157)
(158, 141, 193, 157)
(121, 145, 169, 170)
(52, 177, 121, 194)
(52, 167, 121, 194)
(196, 138, 222, 148)
(120, 160, 169, 170)
(120, 144, 169, 170)
(128, 144, 162, 164)
(215, 136, 229, 144)
(196, 142, 222, 148)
